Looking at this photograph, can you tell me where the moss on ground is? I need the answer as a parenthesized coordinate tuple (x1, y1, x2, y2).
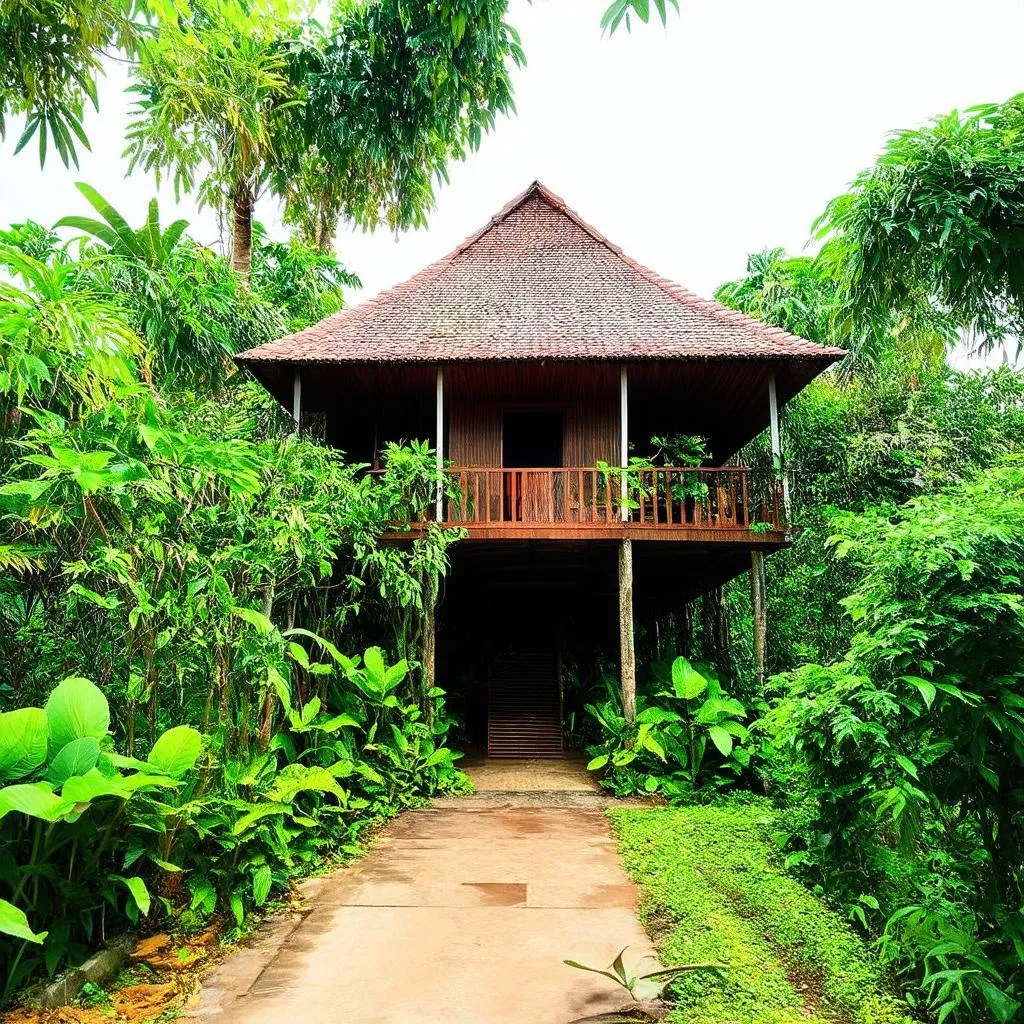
(609, 803, 911, 1024)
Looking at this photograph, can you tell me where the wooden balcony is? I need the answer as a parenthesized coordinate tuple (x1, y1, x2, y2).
(437, 466, 786, 543)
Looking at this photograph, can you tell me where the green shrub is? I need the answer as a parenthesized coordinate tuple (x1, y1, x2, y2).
(586, 657, 750, 800)
(0, 677, 202, 999)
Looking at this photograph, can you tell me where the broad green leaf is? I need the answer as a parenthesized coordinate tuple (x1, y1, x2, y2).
(267, 765, 345, 802)
(232, 802, 291, 835)
(118, 875, 151, 916)
(268, 666, 291, 715)
(636, 707, 682, 725)
(640, 731, 666, 761)
(229, 891, 244, 927)
(363, 646, 387, 683)
(61, 770, 128, 803)
(147, 726, 202, 778)
(232, 606, 275, 634)
(903, 675, 937, 709)
(318, 713, 361, 733)
(0, 707, 48, 780)
(0, 899, 47, 944)
(671, 657, 708, 700)
(190, 880, 217, 915)
(252, 864, 272, 906)
(45, 737, 100, 786)
(976, 978, 1021, 1023)
(0, 781, 68, 822)
(301, 697, 321, 726)
(707, 725, 733, 757)
(45, 677, 109, 752)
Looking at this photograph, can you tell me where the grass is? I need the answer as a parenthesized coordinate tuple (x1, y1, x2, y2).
(609, 801, 912, 1024)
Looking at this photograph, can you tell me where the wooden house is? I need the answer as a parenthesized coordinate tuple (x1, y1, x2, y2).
(238, 182, 843, 758)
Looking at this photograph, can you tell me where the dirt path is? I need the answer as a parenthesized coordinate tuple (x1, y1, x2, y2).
(184, 804, 657, 1024)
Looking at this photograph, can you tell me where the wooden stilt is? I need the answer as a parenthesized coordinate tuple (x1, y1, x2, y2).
(421, 574, 437, 729)
(750, 550, 766, 690)
(618, 539, 636, 725)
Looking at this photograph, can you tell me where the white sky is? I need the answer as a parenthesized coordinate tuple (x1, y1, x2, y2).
(2, 0, 1023, 326)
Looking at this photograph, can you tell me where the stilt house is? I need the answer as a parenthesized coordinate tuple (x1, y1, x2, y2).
(237, 182, 844, 758)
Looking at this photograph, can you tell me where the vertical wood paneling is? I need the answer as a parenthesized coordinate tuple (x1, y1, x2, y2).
(446, 362, 621, 472)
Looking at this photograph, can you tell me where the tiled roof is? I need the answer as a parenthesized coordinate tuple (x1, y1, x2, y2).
(236, 182, 846, 366)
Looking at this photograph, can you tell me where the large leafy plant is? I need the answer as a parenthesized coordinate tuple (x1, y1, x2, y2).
(586, 657, 749, 800)
(764, 466, 1024, 1023)
(0, 677, 201, 998)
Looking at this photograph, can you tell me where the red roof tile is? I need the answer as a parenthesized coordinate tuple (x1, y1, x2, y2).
(236, 182, 846, 366)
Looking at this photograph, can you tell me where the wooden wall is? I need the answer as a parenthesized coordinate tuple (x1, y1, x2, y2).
(446, 363, 620, 467)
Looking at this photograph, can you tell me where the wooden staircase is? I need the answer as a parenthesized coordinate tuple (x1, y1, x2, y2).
(487, 651, 563, 759)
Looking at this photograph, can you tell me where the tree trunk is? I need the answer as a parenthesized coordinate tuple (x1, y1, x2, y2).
(420, 574, 438, 730)
(618, 539, 636, 726)
(750, 550, 767, 691)
(314, 209, 334, 253)
(231, 185, 254, 278)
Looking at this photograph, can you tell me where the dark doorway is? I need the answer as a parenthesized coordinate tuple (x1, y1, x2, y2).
(502, 409, 563, 468)
(502, 410, 564, 522)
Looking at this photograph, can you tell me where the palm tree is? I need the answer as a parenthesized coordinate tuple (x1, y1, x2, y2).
(56, 182, 285, 384)
(124, 6, 294, 277)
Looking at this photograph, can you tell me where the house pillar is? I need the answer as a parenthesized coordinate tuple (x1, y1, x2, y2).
(421, 573, 437, 728)
(619, 364, 629, 520)
(750, 549, 766, 690)
(618, 539, 636, 726)
(292, 370, 302, 433)
(435, 367, 444, 522)
(768, 372, 790, 516)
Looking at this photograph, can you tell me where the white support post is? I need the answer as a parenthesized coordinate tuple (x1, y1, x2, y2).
(620, 364, 629, 521)
(435, 366, 445, 522)
(292, 369, 302, 433)
(768, 372, 790, 517)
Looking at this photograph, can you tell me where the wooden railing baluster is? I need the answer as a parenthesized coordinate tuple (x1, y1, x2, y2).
(420, 466, 780, 535)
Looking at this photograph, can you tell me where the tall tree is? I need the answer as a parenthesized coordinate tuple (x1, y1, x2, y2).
(125, 0, 523, 273)
(124, 1, 296, 276)
(276, 0, 523, 250)
(717, 247, 958, 371)
(0, 0, 185, 166)
(814, 94, 1024, 358)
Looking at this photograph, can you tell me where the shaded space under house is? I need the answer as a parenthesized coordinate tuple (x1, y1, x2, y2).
(238, 181, 843, 758)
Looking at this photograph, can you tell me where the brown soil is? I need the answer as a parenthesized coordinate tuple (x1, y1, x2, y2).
(1, 921, 229, 1024)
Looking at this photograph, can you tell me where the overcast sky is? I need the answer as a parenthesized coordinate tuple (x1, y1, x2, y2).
(2, 0, 1023, 323)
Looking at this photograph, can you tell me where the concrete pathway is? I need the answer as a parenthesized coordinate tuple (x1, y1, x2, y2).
(459, 753, 603, 793)
(186, 801, 656, 1024)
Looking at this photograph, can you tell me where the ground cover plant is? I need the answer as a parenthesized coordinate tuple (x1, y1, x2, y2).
(611, 804, 912, 1024)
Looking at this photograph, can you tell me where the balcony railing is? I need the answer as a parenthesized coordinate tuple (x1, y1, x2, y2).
(443, 466, 784, 534)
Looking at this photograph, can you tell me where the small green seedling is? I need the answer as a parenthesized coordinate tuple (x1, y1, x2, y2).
(564, 946, 723, 1002)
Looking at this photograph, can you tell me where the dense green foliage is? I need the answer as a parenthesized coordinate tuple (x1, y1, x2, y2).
(815, 94, 1024, 358)
(5, 18, 1024, 1023)
(579, 91, 1024, 1024)
(126, 0, 523, 271)
(0, 189, 465, 999)
(612, 804, 910, 1024)
(585, 657, 750, 800)
(763, 468, 1024, 1024)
